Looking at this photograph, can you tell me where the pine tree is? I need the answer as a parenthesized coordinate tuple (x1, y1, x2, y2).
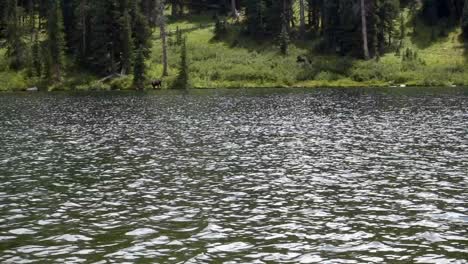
(131, 0, 151, 55)
(463, 0, 468, 39)
(299, 0, 306, 38)
(174, 37, 189, 89)
(32, 34, 42, 77)
(133, 47, 146, 90)
(246, 0, 266, 37)
(75, 0, 89, 62)
(120, 8, 133, 75)
(156, 0, 169, 76)
(214, 16, 227, 39)
(45, 0, 66, 82)
(279, 15, 289, 55)
(87, 0, 114, 73)
(5, 0, 26, 70)
(176, 26, 183, 45)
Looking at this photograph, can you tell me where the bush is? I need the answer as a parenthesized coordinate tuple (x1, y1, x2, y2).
(315, 71, 340, 81)
(110, 76, 133, 90)
(0, 71, 29, 91)
(350, 60, 402, 83)
(75, 80, 111, 91)
(214, 17, 227, 39)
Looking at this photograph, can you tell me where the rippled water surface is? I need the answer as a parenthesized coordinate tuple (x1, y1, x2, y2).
(0, 88, 467, 263)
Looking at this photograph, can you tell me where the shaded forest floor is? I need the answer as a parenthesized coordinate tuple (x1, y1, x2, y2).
(1, 13, 467, 91)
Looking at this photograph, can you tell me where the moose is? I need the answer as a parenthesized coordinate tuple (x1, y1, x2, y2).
(151, 79, 163, 89)
(297, 55, 311, 65)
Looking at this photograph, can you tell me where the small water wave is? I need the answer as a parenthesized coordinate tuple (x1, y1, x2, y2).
(0, 88, 467, 263)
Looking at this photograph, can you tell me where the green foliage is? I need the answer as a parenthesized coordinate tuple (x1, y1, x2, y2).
(121, 11, 134, 75)
(279, 20, 289, 55)
(4, 0, 27, 70)
(110, 76, 133, 90)
(0, 71, 29, 91)
(45, 0, 66, 82)
(176, 26, 183, 45)
(1, 0, 467, 91)
(31, 37, 42, 77)
(173, 36, 189, 89)
(214, 17, 227, 39)
(401, 47, 426, 71)
(133, 48, 146, 90)
(246, 0, 266, 36)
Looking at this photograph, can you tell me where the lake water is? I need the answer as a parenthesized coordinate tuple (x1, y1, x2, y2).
(0, 88, 467, 263)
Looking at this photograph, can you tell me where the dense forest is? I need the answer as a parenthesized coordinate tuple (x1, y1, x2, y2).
(0, 0, 467, 90)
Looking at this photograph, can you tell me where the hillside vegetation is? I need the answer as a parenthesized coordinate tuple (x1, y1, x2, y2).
(147, 13, 467, 89)
(0, 0, 467, 91)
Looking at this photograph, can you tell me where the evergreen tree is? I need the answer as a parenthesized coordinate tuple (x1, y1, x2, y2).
(279, 15, 289, 55)
(463, 0, 468, 39)
(74, 0, 89, 64)
(133, 47, 146, 90)
(176, 26, 183, 45)
(299, 0, 306, 38)
(174, 37, 189, 89)
(88, 0, 115, 74)
(131, 0, 151, 55)
(4, 0, 27, 70)
(32, 34, 42, 77)
(214, 16, 227, 39)
(45, 0, 66, 82)
(120, 8, 133, 75)
(246, 0, 266, 36)
(156, 0, 169, 77)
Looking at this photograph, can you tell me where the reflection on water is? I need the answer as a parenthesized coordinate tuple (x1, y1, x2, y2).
(0, 88, 467, 263)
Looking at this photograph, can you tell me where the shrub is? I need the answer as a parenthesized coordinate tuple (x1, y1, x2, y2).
(0, 71, 29, 91)
(315, 71, 340, 81)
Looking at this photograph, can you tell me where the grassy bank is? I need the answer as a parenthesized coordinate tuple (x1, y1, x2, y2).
(1, 14, 467, 92)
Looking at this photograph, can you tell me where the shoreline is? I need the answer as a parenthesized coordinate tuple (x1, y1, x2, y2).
(1, 84, 466, 93)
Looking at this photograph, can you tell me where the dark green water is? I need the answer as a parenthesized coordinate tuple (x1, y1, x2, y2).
(0, 88, 467, 263)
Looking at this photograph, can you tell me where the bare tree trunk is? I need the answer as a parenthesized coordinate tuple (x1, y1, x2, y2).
(299, 0, 306, 37)
(81, 0, 87, 57)
(160, 22, 168, 76)
(157, 0, 169, 76)
(231, 0, 239, 19)
(361, 0, 370, 60)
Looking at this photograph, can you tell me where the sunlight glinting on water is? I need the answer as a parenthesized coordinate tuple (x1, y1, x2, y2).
(0, 88, 467, 263)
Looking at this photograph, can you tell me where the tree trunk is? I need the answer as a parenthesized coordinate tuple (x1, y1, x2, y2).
(360, 0, 370, 60)
(172, 1, 178, 17)
(158, 0, 169, 76)
(161, 22, 168, 76)
(299, 0, 306, 37)
(231, 0, 239, 19)
(81, 0, 87, 57)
